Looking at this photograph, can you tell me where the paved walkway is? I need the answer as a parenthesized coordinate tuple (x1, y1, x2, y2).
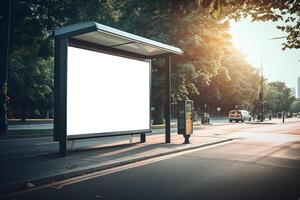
(247, 117, 299, 124)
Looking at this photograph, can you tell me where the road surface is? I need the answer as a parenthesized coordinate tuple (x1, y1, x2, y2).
(6, 117, 230, 131)
(4, 121, 300, 200)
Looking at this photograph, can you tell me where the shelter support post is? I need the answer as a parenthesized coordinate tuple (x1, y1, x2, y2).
(165, 56, 171, 143)
(140, 133, 146, 143)
(54, 37, 68, 157)
(59, 139, 67, 157)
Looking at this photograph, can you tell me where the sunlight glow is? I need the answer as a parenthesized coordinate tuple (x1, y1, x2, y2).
(229, 18, 300, 88)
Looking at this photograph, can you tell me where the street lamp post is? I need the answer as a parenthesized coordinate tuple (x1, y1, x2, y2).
(201, 104, 207, 124)
(0, 0, 11, 135)
(259, 67, 264, 122)
(257, 36, 286, 123)
(267, 36, 288, 122)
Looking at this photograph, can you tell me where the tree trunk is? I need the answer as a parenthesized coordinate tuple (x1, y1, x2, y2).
(153, 97, 164, 125)
(21, 104, 26, 122)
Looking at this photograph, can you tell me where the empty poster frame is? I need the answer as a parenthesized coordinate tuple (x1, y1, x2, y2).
(54, 39, 151, 145)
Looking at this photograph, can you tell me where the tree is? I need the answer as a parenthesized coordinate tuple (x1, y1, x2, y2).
(194, 46, 260, 115)
(201, 0, 300, 50)
(7, 0, 122, 119)
(8, 54, 53, 120)
(290, 100, 300, 113)
(0, 0, 11, 134)
(115, 1, 235, 123)
(264, 81, 295, 113)
(7, 0, 266, 124)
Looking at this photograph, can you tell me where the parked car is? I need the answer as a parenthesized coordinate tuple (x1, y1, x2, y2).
(229, 110, 251, 122)
(286, 112, 293, 118)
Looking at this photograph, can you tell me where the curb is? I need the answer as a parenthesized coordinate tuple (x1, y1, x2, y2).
(246, 122, 276, 125)
(211, 123, 233, 126)
(0, 138, 233, 196)
(283, 120, 300, 124)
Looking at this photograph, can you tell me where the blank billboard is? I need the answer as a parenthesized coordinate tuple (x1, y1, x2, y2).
(67, 46, 150, 136)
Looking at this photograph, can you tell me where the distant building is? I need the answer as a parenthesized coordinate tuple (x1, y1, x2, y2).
(298, 77, 300, 98)
(291, 87, 296, 97)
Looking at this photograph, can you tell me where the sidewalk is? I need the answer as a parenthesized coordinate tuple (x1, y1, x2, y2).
(246, 117, 300, 124)
(0, 130, 232, 195)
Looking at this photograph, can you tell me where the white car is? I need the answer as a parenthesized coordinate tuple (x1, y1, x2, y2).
(229, 110, 251, 122)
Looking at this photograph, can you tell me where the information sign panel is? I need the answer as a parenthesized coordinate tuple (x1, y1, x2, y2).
(178, 100, 193, 135)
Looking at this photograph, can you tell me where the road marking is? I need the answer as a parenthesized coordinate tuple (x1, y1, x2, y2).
(1, 140, 234, 199)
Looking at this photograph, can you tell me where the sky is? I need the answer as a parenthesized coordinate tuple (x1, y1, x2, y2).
(229, 18, 300, 91)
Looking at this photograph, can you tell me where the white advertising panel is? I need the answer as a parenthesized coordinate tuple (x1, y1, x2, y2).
(67, 46, 150, 136)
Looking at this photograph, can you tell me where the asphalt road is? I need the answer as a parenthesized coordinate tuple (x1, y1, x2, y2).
(5, 122, 300, 200)
(8, 123, 53, 130)
(6, 117, 230, 130)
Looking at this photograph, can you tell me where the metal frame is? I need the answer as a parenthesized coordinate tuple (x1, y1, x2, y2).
(54, 37, 68, 156)
(55, 41, 152, 156)
(68, 38, 151, 60)
(54, 22, 182, 156)
(68, 39, 154, 140)
(165, 56, 171, 143)
(54, 21, 183, 57)
(67, 129, 150, 140)
(66, 42, 152, 136)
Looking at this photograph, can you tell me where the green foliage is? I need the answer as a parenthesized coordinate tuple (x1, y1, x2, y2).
(190, 46, 260, 114)
(290, 100, 300, 113)
(8, 0, 282, 120)
(202, 0, 300, 50)
(114, 2, 233, 100)
(8, 0, 122, 118)
(8, 51, 53, 119)
(7, 1, 56, 118)
(264, 81, 295, 113)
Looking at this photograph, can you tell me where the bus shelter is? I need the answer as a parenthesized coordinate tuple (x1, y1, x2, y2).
(54, 21, 183, 156)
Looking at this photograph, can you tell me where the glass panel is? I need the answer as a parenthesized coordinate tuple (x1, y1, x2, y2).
(114, 43, 166, 56)
(73, 32, 130, 47)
